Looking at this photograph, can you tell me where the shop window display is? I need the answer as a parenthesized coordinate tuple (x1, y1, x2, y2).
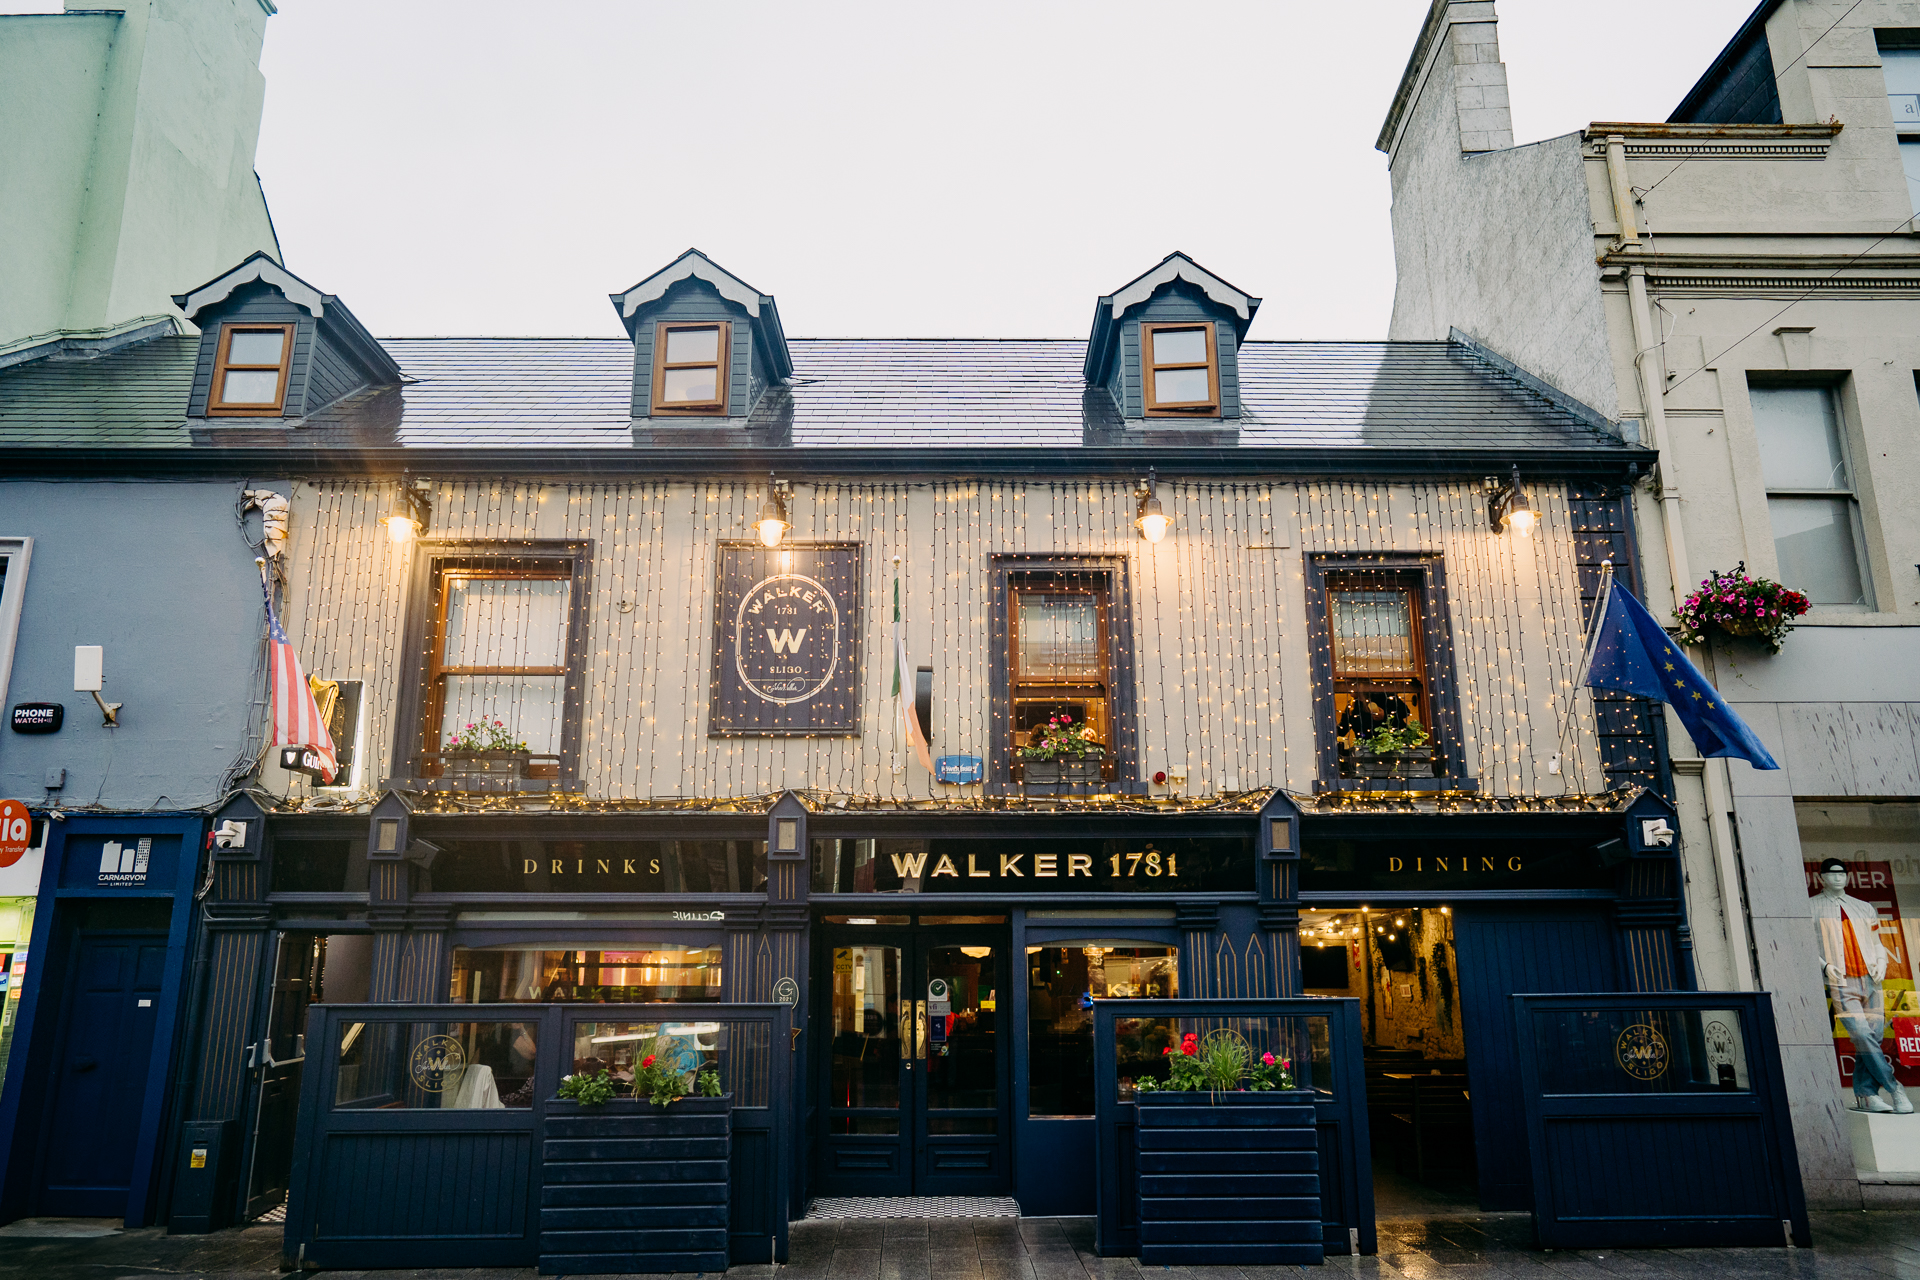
(334, 1019, 539, 1109)
(1028, 944, 1176, 1116)
(1799, 802, 1920, 1113)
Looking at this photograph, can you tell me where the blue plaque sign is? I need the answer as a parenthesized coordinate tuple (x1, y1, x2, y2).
(934, 755, 984, 784)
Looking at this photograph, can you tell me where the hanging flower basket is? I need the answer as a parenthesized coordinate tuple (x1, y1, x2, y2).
(1673, 563, 1810, 655)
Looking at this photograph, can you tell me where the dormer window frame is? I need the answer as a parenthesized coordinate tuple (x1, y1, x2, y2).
(208, 322, 295, 417)
(1141, 321, 1220, 416)
(650, 320, 732, 416)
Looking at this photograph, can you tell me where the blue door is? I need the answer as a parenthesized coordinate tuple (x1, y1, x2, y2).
(1452, 906, 1617, 1211)
(38, 932, 166, 1216)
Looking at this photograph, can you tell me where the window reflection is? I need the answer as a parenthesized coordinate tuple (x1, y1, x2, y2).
(450, 946, 721, 1003)
(334, 1020, 538, 1110)
(1028, 944, 1177, 1117)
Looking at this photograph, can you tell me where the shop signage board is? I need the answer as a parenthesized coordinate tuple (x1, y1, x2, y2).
(812, 836, 1256, 894)
(934, 755, 983, 784)
(0, 801, 42, 896)
(1299, 839, 1615, 892)
(710, 542, 862, 736)
(9, 703, 61, 734)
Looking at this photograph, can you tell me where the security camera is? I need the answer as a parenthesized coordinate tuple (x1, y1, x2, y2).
(1640, 818, 1676, 848)
(213, 820, 249, 850)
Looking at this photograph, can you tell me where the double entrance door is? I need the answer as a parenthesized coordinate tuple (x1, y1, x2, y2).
(816, 921, 1009, 1196)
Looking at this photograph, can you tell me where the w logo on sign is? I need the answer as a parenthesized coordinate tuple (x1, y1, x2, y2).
(766, 628, 808, 654)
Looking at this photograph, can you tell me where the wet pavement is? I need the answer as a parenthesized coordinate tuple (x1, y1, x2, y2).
(0, 1210, 1917, 1279)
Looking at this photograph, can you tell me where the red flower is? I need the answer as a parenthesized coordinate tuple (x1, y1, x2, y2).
(641, 1055, 655, 1068)
(1163, 1046, 1173, 1056)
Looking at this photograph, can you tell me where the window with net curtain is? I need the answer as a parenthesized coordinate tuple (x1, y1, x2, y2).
(1010, 575, 1109, 752)
(1327, 574, 1432, 773)
(429, 569, 572, 767)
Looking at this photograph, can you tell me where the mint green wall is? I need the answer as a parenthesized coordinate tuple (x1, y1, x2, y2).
(0, 0, 280, 349)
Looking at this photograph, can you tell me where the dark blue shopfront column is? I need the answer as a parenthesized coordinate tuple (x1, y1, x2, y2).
(0, 813, 205, 1226)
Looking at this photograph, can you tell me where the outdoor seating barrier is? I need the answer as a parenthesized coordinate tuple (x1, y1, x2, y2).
(279, 1002, 789, 1272)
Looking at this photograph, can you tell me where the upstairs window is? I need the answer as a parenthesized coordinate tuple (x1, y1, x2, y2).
(424, 563, 575, 777)
(1879, 40, 1920, 212)
(1010, 573, 1112, 776)
(209, 324, 293, 416)
(1749, 384, 1871, 607)
(1142, 323, 1218, 416)
(651, 321, 730, 414)
(1328, 573, 1437, 778)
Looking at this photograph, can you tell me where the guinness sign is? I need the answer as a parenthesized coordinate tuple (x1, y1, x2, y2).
(712, 543, 861, 735)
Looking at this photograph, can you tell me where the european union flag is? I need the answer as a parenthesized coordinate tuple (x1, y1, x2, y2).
(1584, 579, 1780, 770)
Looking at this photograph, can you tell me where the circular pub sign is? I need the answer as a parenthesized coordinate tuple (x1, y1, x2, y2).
(733, 573, 841, 705)
(409, 1034, 466, 1092)
(0, 800, 30, 869)
(1615, 1022, 1671, 1081)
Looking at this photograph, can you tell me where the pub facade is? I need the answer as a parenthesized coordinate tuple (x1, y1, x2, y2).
(2, 248, 1759, 1250)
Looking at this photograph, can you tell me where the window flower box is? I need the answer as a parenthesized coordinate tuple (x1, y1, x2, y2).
(540, 1094, 731, 1275)
(441, 750, 535, 778)
(1023, 752, 1105, 785)
(1348, 745, 1439, 780)
(1134, 1089, 1323, 1265)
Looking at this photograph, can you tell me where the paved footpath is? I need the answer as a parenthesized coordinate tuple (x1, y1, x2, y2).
(2, 1211, 1919, 1280)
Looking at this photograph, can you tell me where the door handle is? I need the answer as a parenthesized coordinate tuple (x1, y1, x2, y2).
(915, 1000, 928, 1061)
(899, 1006, 914, 1070)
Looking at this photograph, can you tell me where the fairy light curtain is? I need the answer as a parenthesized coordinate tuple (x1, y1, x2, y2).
(284, 476, 1614, 804)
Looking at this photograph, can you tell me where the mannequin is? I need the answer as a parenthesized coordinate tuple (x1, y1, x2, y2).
(1812, 857, 1913, 1114)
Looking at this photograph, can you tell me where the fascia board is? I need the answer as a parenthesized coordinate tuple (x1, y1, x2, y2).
(611, 253, 767, 324)
(173, 254, 327, 320)
(1107, 257, 1257, 323)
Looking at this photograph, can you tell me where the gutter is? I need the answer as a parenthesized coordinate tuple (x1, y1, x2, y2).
(0, 443, 1655, 483)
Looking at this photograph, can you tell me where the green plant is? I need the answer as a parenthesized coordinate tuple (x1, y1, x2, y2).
(1359, 722, 1429, 755)
(632, 1053, 689, 1107)
(1674, 563, 1810, 655)
(443, 717, 529, 753)
(1247, 1051, 1296, 1091)
(695, 1068, 722, 1098)
(556, 1069, 615, 1107)
(1018, 714, 1103, 762)
(1152, 1031, 1295, 1092)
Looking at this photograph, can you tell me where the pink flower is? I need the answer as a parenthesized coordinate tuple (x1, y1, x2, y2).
(1261, 1052, 1276, 1065)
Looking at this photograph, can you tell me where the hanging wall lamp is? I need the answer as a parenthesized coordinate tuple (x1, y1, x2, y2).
(754, 474, 792, 548)
(386, 474, 432, 543)
(1134, 470, 1170, 543)
(1487, 464, 1540, 537)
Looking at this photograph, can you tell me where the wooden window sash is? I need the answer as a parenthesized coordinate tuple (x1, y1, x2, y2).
(1326, 575, 1435, 751)
(1142, 321, 1219, 415)
(1009, 579, 1111, 749)
(650, 320, 731, 414)
(423, 565, 575, 759)
(208, 323, 295, 416)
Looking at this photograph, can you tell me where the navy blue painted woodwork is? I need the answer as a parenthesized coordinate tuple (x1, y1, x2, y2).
(1112, 282, 1243, 420)
(284, 1002, 791, 1271)
(37, 931, 166, 1216)
(540, 1096, 730, 1275)
(1452, 906, 1618, 1211)
(1512, 992, 1810, 1248)
(628, 280, 756, 420)
(1135, 1091, 1323, 1266)
(1092, 998, 1372, 1259)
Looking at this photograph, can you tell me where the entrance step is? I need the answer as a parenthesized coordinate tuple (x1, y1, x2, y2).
(806, 1196, 1020, 1220)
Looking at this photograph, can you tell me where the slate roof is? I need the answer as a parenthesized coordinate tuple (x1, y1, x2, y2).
(0, 333, 1632, 456)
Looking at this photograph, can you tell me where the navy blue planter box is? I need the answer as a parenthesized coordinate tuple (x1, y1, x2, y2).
(539, 1094, 731, 1275)
(1135, 1089, 1323, 1266)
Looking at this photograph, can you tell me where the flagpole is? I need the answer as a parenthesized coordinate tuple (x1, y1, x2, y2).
(1575, 559, 1615, 690)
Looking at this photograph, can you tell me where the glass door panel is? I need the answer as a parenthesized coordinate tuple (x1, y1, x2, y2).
(916, 940, 1008, 1194)
(821, 943, 909, 1189)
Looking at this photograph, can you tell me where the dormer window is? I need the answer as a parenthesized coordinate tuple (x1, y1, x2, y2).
(651, 321, 730, 414)
(210, 323, 294, 415)
(1143, 322, 1218, 415)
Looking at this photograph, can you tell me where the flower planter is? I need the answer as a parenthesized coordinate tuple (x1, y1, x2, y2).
(1022, 755, 1104, 784)
(1349, 746, 1438, 780)
(539, 1094, 730, 1275)
(443, 750, 534, 778)
(1134, 1090, 1323, 1266)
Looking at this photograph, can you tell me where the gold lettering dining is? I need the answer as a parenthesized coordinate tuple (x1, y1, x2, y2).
(1437, 858, 1449, 871)
(968, 854, 990, 878)
(1390, 857, 1404, 872)
(1000, 854, 1024, 877)
(1482, 857, 1496, 871)
(1068, 854, 1093, 877)
(1035, 854, 1058, 877)
(891, 851, 930, 878)
(1509, 856, 1523, 871)
(933, 854, 959, 877)
(524, 859, 538, 873)
(624, 859, 636, 873)
(650, 858, 661, 874)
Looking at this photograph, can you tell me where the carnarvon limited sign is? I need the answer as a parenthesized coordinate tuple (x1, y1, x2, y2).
(711, 542, 862, 735)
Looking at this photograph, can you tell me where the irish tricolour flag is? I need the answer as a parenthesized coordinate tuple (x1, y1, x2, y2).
(892, 566, 933, 773)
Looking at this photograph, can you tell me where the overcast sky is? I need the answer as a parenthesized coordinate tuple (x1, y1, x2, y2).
(20, 0, 1766, 338)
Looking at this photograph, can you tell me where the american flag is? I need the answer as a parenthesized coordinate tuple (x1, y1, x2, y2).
(261, 572, 337, 783)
